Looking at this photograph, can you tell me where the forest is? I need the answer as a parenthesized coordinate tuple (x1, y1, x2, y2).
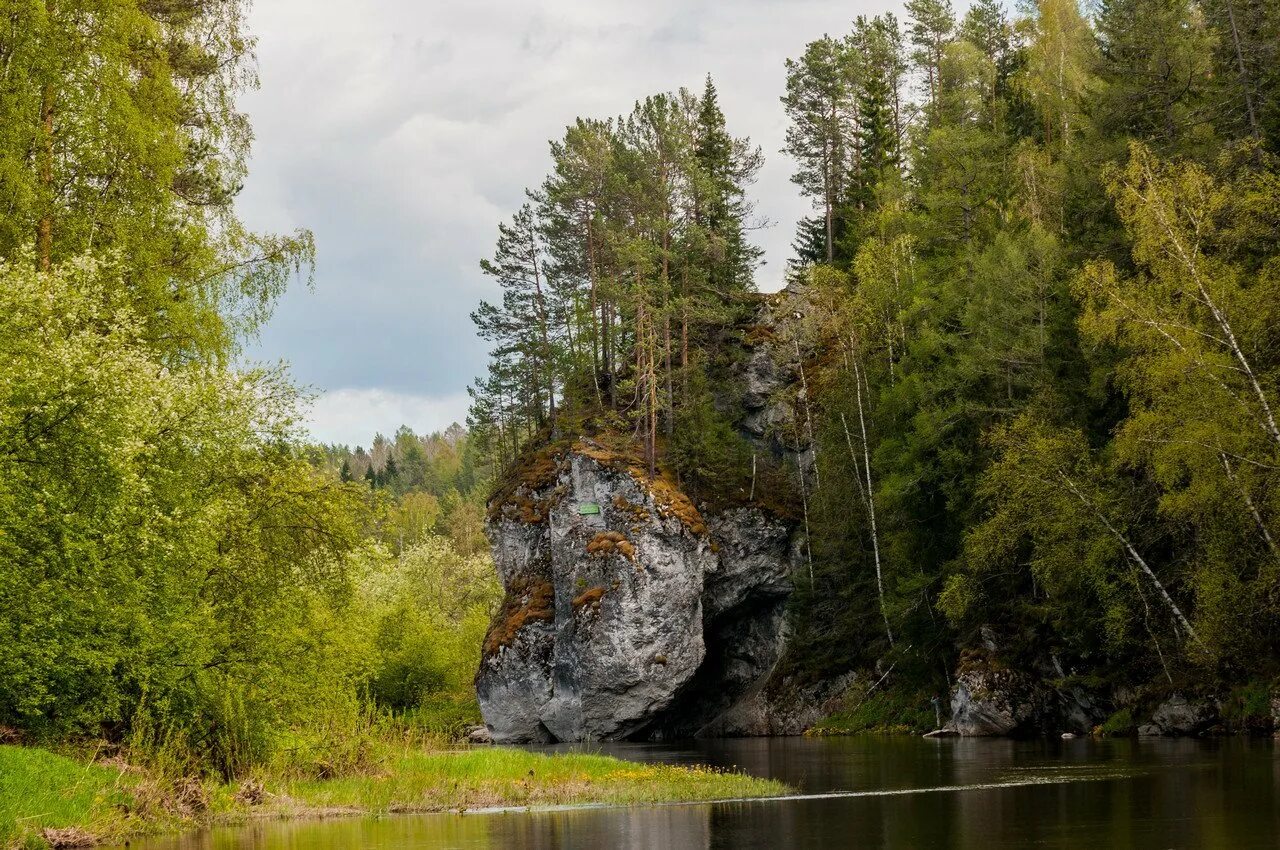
(467, 0, 1280, 718)
(2, 0, 1279, 805)
(0, 0, 497, 782)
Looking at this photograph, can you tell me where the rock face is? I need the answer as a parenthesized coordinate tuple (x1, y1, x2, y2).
(736, 280, 833, 483)
(475, 281, 847, 743)
(1138, 694, 1219, 736)
(476, 442, 799, 743)
(947, 659, 1049, 736)
(944, 642, 1106, 737)
(703, 671, 859, 737)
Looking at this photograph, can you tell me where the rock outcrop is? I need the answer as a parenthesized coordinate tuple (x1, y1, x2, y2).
(701, 671, 859, 736)
(1138, 694, 1220, 736)
(475, 280, 869, 742)
(943, 637, 1106, 736)
(476, 440, 800, 742)
(736, 280, 835, 484)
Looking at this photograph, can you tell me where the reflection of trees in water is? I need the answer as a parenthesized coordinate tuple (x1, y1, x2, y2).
(498, 805, 712, 850)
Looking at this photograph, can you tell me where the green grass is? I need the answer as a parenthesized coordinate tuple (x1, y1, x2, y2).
(0, 746, 138, 848)
(279, 746, 790, 813)
(0, 744, 789, 847)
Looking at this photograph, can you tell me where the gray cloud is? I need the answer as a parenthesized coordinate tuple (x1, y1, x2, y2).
(237, 0, 902, 443)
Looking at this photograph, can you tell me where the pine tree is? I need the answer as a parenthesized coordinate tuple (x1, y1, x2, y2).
(694, 76, 763, 296)
(475, 204, 558, 431)
(960, 0, 1016, 118)
(906, 0, 957, 122)
(1200, 0, 1280, 150)
(851, 16, 905, 211)
(782, 36, 852, 263)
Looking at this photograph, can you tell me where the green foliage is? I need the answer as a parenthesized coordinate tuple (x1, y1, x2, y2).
(0, 0, 314, 361)
(469, 79, 764, 477)
(668, 366, 754, 502)
(0, 746, 139, 848)
(809, 681, 939, 735)
(779, 0, 1280, 702)
(1100, 707, 1136, 735)
(0, 256, 366, 746)
(0, 742, 789, 847)
(0, 4, 501, 784)
(280, 747, 789, 812)
(352, 538, 500, 719)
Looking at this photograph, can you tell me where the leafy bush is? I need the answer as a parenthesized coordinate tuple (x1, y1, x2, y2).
(1100, 708, 1135, 736)
(354, 538, 500, 714)
(0, 256, 367, 767)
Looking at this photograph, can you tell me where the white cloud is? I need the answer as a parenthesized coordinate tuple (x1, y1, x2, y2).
(237, 0, 906, 405)
(303, 388, 470, 447)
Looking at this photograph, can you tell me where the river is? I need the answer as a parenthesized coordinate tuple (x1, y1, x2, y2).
(126, 736, 1280, 849)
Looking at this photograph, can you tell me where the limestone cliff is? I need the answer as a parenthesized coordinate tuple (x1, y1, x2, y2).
(475, 282, 826, 743)
(476, 439, 798, 742)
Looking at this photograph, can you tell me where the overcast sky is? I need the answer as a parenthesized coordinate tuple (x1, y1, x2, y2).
(237, 0, 904, 447)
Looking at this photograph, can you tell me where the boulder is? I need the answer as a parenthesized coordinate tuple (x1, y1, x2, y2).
(476, 441, 801, 742)
(1142, 694, 1219, 736)
(465, 725, 494, 745)
(948, 661, 1046, 736)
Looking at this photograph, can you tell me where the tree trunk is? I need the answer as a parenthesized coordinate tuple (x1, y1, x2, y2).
(1222, 0, 1262, 148)
(795, 334, 819, 490)
(37, 83, 54, 270)
(530, 239, 555, 429)
(1220, 453, 1279, 561)
(1139, 158, 1280, 450)
(1056, 469, 1204, 649)
(853, 356, 893, 647)
(585, 215, 603, 406)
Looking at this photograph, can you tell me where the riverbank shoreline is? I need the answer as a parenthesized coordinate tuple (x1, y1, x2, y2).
(0, 744, 790, 849)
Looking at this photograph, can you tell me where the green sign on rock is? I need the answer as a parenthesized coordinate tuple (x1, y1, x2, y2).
(578, 503, 601, 515)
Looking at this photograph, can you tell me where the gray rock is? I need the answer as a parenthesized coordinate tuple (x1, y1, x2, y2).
(742, 346, 783, 412)
(1146, 694, 1219, 736)
(465, 725, 493, 744)
(477, 279, 839, 742)
(703, 508, 793, 620)
(707, 671, 858, 737)
(947, 661, 1051, 736)
(474, 593, 556, 743)
(476, 444, 802, 742)
(732, 281, 829, 481)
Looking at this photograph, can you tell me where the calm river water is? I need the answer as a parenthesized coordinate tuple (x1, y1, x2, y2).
(126, 736, 1280, 849)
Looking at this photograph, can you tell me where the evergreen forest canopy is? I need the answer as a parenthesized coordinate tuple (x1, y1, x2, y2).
(466, 76, 766, 485)
(469, 0, 1280, 700)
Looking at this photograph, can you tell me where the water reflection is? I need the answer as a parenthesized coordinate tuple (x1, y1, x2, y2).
(125, 736, 1280, 850)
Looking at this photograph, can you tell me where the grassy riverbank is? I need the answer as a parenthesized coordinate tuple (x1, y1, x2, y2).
(0, 744, 789, 849)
